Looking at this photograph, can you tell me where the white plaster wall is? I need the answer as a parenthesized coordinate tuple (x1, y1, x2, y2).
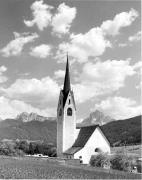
(74, 127, 110, 164)
(57, 103, 64, 157)
(63, 92, 76, 152)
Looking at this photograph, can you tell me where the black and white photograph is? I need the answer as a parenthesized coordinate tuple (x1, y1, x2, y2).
(0, 0, 141, 179)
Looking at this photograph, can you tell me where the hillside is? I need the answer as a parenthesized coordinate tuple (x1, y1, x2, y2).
(0, 114, 141, 146)
(100, 115, 141, 146)
(0, 119, 57, 145)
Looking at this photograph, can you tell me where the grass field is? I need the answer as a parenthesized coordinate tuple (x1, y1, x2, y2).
(0, 156, 141, 179)
(111, 145, 142, 157)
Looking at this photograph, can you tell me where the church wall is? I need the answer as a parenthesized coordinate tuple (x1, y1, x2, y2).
(63, 93, 76, 152)
(74, 127, 110, 164)
(57, 108, 64, 157)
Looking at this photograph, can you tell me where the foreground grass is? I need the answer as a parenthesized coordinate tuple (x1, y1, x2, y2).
(0, 156, 141, 179)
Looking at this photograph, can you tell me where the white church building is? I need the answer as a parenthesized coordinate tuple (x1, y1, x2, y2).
(57, 55, 110, 164)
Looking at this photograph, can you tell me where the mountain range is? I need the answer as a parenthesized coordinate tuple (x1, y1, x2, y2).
(0, 111, 141, 146)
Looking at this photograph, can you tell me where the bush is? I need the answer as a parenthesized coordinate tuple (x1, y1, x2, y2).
(110, 154, 135, 172)
(0, 141, 25, 156)
(0, 139, 57, 157)
(90, 153, 110, 168)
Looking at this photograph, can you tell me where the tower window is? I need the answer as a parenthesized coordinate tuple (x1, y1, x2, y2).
(67, 108, 72, 116)
(59, 109, 62, 116)
(69, 99, 70, 104)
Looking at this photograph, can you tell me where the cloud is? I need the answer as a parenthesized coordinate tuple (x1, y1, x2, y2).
(133, 61, 142, 70)
(0, 96, 55, 120)
(94, 96, 141, 119)
(133, 61, 142, 89)
(0, 32, 38, 57)
(101, 8, 138, 36)
(24, 0, 53, 31)
(54, 70, 65, 79)
(56, 9, 138, 63)
(30, 44, 52, 58)
(118, 43, 127, 47)
(51, 3, 76, 35)
(56, 28, 111, 63)
(0, 66, 8, 83)
(1, 76, 60, 109)
(128, 31, 141, 42)
(73, 59, 136, 103)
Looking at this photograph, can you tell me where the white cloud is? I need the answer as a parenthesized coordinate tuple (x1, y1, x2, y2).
(118, 43, 127, 47)
(0, 32, 38, 57)
(129, 31, 141, 42)
(0, 66, 8, 83)
(1, 76, 60, 109)
(51, 3, 76, 35)
(30, 44, 52, 58)
(73, 59, 136, 103)
(94, 96, 141, 119)
(0, 96, 55, 120)
(133, 61, 142, 70)
(56, 28, 111, 63)
(54, 70, 65, 79)
(133, 61, 142, 89)
(24, 0, 53, 31)
(56, 9, 138, 63)
(101, 8, 138, 36)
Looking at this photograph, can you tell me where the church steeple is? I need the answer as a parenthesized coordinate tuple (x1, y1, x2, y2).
(57, 53, 76, 157)
(63, 54, 71, 94)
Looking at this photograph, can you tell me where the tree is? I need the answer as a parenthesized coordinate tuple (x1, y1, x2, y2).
(90, 153, 110, 168)
(110, 154, 135, 172)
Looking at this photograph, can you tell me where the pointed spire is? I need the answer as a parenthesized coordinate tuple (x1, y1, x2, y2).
(63, 54, 71, 94)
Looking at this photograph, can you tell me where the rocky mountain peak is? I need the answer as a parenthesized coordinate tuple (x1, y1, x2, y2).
(78, 109, 114, 127)
(16, 112, 47, 122)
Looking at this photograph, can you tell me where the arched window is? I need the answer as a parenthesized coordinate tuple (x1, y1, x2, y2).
(68, 99, 71, 104)
(94, 148, 102, 153)
(59, 109, 62, 116)
(67, 108, 72, 116)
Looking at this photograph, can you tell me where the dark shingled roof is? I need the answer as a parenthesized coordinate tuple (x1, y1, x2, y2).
(73, 125, 99, 147)
(64, 125, 99, 155)
(64, 147, 82, 155)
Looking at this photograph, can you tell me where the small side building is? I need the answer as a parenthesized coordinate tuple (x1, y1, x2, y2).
(64, 125, 110, 164)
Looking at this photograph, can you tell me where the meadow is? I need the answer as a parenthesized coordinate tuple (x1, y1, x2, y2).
(0, 156, 141, 179)
(111, 144, 142, 157)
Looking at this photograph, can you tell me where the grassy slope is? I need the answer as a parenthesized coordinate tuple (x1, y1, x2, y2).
(0, 156, 141, 179)
(101, 116, 141, 146)
(0, 119, 57, 145)
(0, 115, 141, 146)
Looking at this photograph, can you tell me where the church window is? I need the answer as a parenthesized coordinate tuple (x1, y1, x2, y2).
(67, 108, 72, 116)
(68, 99, 71, 104)
(59, 109, 62, 116)
(95, 148, 102, 153)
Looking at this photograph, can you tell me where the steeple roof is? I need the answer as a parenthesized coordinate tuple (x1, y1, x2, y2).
(63, 54, 71, 94)
(60, 55, 76, 109)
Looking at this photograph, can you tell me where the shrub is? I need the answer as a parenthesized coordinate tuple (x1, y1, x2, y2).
(89, 153, 110, 168)
(110, 154, 135, 172)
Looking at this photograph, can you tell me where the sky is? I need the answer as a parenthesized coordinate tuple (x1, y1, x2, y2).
(0, 0, 141, 121)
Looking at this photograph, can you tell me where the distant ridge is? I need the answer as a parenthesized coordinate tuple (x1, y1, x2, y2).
(0, 112, 141, 146)
(16, 112, 56, 122)
(101, 115, 141, 146)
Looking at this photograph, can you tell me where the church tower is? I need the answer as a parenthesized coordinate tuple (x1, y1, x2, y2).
(57, 55, 76, 157)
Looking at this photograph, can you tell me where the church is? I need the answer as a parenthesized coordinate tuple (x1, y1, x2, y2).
(57, 55, 110, 164)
